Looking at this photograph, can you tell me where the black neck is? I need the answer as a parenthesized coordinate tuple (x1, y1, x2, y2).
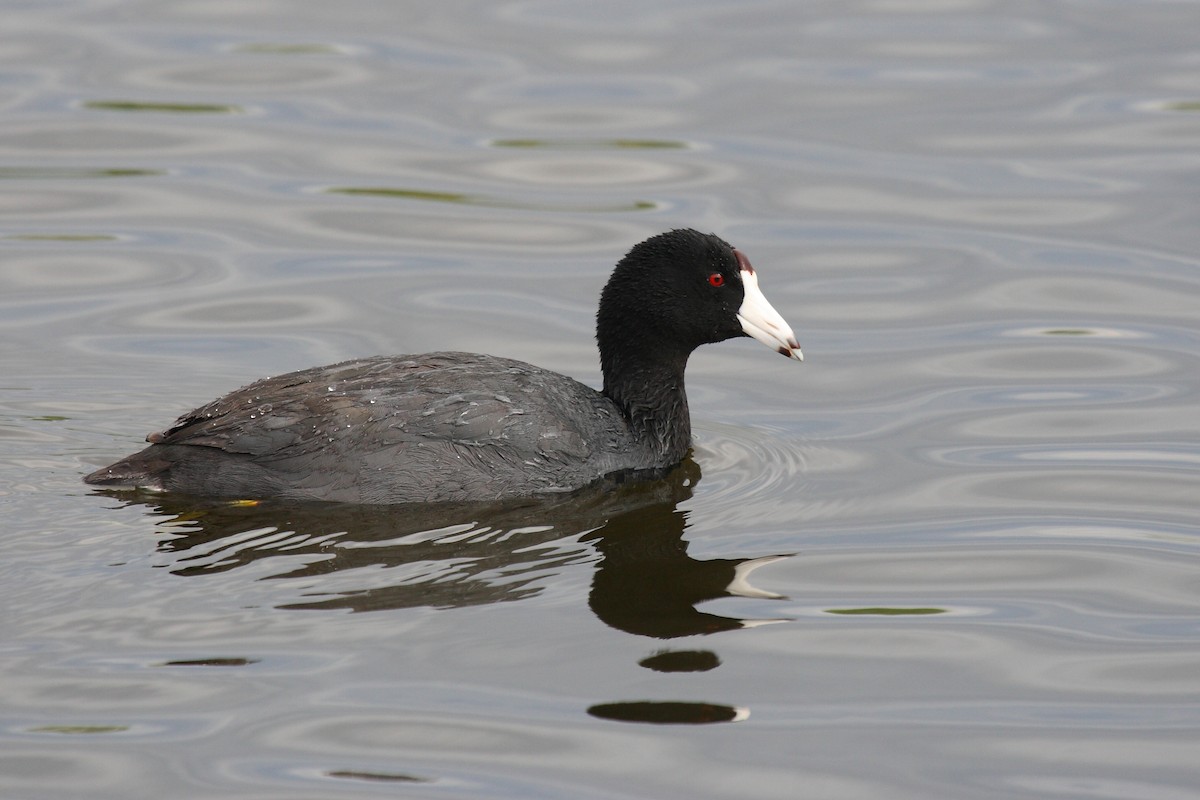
(600, 343, 692, 464)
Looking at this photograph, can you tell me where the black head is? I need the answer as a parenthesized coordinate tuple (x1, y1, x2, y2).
(598, 229, 746, 360)
(597, 229, 802, 376)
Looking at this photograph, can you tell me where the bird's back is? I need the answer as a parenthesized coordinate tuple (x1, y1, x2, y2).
(85, 352, 647, 503)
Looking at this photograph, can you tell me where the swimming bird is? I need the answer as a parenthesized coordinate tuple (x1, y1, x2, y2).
(84, 229, 802, 503)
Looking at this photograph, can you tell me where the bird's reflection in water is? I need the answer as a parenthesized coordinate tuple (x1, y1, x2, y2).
(99, 459, 788, 725)
(101, 458, 787, 635)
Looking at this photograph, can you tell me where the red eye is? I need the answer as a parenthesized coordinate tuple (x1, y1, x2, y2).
(708, 272, 725, 287)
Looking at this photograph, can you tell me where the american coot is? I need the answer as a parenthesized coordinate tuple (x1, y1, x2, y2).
(84, 229, 802, 503)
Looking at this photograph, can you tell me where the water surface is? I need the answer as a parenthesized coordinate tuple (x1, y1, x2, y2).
(3, 1, 1199, 798)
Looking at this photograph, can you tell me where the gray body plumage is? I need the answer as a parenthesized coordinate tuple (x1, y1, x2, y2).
(87, 352, 668, 503)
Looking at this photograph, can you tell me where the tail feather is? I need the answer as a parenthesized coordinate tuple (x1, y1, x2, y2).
(83, 452, 170, 490)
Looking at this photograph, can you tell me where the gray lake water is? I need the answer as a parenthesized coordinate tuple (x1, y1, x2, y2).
(3, 1, 1199, 798)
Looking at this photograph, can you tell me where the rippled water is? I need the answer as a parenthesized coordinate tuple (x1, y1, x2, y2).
(3, 1, 1199, 798)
